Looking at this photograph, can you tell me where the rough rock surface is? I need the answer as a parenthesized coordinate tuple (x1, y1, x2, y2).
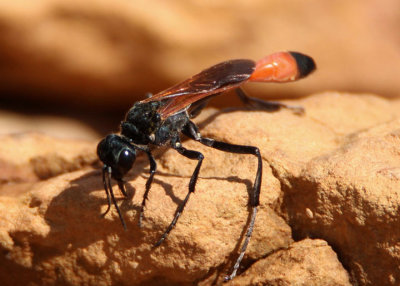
(230, 239, 351, 286)
(0, 133, 97, 183)
(1, 92, 400, 285)
(0, 110, 100, 140)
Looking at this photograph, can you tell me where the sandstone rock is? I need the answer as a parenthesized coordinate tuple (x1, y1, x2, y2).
(0, 165, 293, 285)
(229, 239, 351, 286)
(0, 110, 100, 140)
(1, 92, 400, 285)
(283, 120, 400, 285)
(0, 132, 97, 183)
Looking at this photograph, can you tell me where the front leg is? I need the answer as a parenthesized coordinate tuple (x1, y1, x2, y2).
(183, 121, 262, 281)
(101, 165, 128, 230)
(101, 172, 128, 217)
(154, 137, 204, 247)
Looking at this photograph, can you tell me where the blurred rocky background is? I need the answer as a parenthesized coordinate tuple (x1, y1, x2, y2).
(1, 1, 400, 285)
(0, 0, 399, 137)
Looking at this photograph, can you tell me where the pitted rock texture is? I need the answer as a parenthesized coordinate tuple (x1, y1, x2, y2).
(1, 92, 400, 285)
(229, 239, 351, 286)
(0, 133, 97, 183)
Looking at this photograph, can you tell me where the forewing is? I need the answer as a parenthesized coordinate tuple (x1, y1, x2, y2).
(140, 59, 255, 118)
(158, 83, 240, 119)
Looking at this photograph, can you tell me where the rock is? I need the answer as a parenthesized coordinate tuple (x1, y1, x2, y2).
(229, 239, 351, 286)
(0, 110, 100, 140)
(0, 165, 293, 285)
(283, 120, 400, 285)
(0, 132, 97, 183)
(1, 92, 400, 285)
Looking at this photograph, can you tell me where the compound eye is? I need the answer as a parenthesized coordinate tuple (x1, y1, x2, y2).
(118, 149, 136, 171)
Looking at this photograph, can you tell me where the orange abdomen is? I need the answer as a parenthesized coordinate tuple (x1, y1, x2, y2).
(249, 51, 315, 83)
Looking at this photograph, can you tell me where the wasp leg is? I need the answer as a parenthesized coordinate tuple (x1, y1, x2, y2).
(101, 165, 112, 217)
(102, 166, 127, 230)
(117, 180, 128, 197)
(139, 151, 157, 227)
(235, 87, 304, 115)
(183, 121, 261, 281)
(188, 95, 219, 119)
(154, 137, 204, 247)
(188, 99, 209, 119)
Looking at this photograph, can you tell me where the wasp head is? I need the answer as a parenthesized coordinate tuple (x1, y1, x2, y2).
(97, 134, 136, 180)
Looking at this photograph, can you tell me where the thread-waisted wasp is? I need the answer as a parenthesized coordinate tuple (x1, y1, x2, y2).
(97, 51, 316, 280)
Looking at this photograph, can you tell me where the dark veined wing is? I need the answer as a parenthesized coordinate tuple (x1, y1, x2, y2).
(140, 59, 255, 119)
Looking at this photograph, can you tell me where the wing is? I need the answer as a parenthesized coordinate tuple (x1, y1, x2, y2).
(140, 59, 255, 119)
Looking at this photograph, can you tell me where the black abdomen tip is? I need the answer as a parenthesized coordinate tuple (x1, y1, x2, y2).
(289, 51, 316, 78)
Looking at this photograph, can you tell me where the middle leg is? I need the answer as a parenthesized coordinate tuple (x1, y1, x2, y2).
(138, 151, 157, 227)
(154, 137, 204, 246)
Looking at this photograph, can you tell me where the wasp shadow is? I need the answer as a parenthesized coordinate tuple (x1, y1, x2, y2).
(37, 158, 153, 263)
(38, 154, 201, 260)
(194, 103, 293, 131)
(37, 105, 264, 277)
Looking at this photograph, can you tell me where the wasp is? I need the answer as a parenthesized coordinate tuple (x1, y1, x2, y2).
(97, 51, 316, 280)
